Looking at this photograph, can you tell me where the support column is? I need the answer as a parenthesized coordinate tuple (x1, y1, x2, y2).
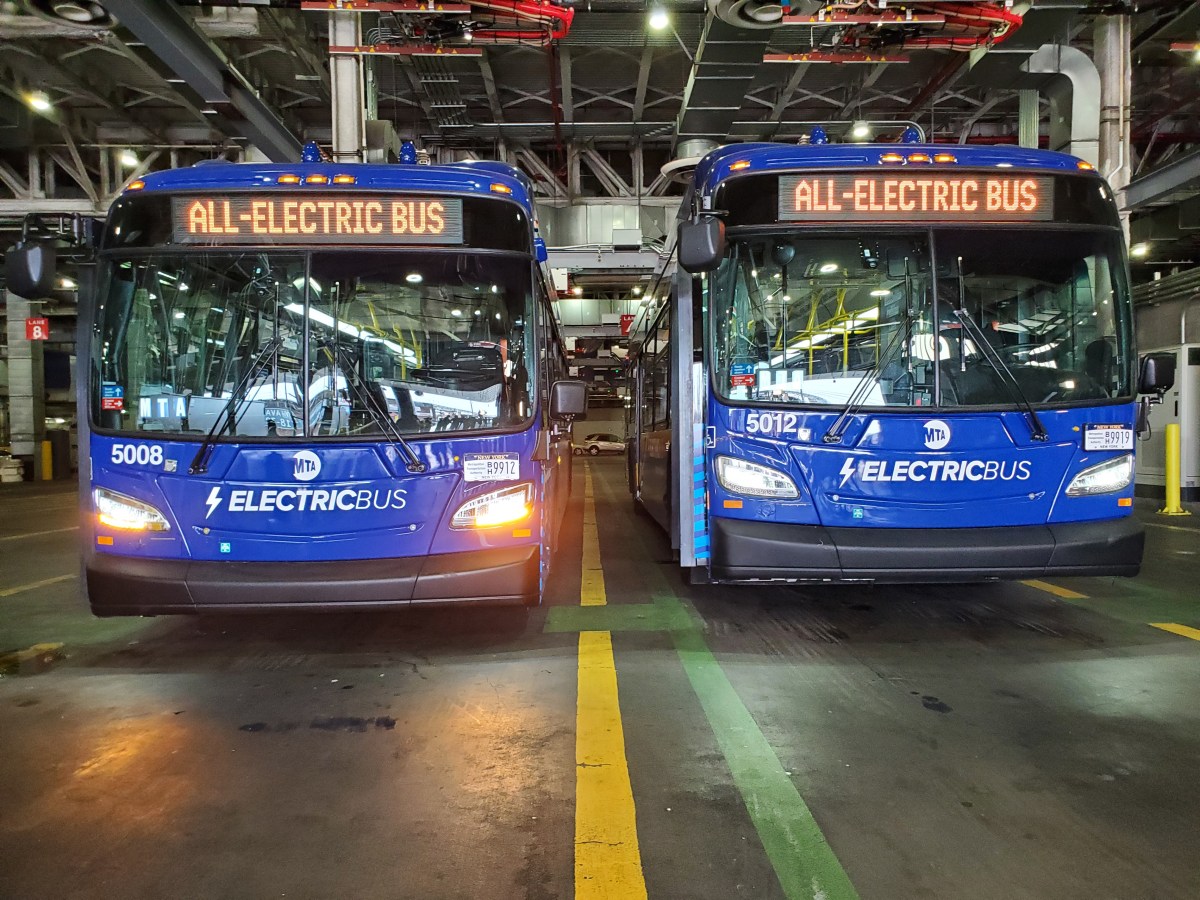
(329, 11, 365, 162)
(1095, 14, 1132, 220)
(1018, 90, 1040, 149)
(5, 291, 46, 479)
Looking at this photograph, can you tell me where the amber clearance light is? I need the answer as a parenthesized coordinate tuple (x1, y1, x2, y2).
(306, 174, 330, 185)
(276, 174, 301, 184)
(1077, 160, 1095, 171)
(933, 153, 957, 164)
(729, 159, 751, 171)
(126, 180, 145, 191)
(907, 152, 932, 164)
(333, 174, 356, 184)
(490, 182, 513, 195)
(879, 153, 905, 164)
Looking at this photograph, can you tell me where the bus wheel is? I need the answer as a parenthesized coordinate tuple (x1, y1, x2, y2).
(588, 446, 600, 456)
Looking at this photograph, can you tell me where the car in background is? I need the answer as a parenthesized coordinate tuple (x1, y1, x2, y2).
(572, 432, 626, 456)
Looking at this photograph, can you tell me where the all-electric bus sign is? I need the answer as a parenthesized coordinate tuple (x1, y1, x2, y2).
(172, 194, 465, 244)
(779, 174, 1054, 222)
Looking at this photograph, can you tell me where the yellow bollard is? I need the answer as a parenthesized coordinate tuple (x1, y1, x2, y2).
(40, 439, 53, 481)
(1158, 422, 1191, 516)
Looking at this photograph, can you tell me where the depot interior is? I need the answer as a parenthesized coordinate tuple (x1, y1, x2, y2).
(0, 1, 1191, 486)
(2, 7, 1200, 900)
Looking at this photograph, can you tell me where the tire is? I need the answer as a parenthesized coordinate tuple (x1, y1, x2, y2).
(588, 446, 600, 456)
(573, 447, 583, 456)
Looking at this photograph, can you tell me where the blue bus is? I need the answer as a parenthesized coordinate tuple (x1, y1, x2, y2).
(627, 140, 1174, 584)
(9, 152, 585, 613)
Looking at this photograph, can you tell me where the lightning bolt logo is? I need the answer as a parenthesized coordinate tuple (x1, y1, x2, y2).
(204, 486, 222, 520)
(838, 458, 857, 489)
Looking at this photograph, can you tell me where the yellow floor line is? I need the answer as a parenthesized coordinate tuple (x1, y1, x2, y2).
(1150, 623, 1200, 642)
(0, 573, 77, 598)
(1022, 579, 1088, 601)
(575, 467, 647, 900)
(580, 468, 606, 608)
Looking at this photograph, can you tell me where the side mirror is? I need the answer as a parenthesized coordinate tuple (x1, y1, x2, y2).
(534, 237, 548, 264)
(1138, 351, 1176, 396)
(678, 217, 725, 274)
(550, 379, 587, 420)
(4, 241, 56, 299)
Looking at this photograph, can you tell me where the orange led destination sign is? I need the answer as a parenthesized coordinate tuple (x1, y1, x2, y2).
(778, 174, 1054, 222)
(172, 195, 464, 244)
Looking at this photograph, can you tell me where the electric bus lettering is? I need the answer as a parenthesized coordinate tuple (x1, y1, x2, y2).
(781, 175, 1051, 221)
(203, 485, 409, 518)
(837, 457, 1032, 488)
(174, 196, 464, 244)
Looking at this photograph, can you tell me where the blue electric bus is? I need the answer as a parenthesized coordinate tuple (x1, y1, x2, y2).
(627, 140, 1174, 584)
(11, 152, 585, 613)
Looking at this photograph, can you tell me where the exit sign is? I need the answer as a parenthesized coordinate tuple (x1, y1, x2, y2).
(26, 317, 50, 340)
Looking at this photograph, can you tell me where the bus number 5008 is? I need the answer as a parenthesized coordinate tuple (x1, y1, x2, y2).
(110, 443, 164, 466)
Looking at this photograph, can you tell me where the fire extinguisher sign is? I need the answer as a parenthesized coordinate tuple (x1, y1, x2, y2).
(26, 317, 50, 341)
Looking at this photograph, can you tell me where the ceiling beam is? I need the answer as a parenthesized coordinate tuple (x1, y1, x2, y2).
(100, 0, 302, 162)
(633, 46, 654, 123)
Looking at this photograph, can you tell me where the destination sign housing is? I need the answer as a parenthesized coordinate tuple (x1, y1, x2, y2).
(778, 174, 1054, 222)
(172, 195, 465, 244)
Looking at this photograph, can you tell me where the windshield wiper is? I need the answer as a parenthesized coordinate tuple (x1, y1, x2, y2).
(189, 336, 284, 474)
(322, 341, 427, 474)
(952, 309, 1049, 442)
(822, 320, 910, 444)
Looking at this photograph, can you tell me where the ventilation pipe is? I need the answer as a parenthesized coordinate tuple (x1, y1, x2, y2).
(1020, 43, 1100, 167)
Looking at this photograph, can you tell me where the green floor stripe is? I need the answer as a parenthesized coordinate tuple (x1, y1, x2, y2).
(657, 594, 860, 900)
(545, 601, 698, 634)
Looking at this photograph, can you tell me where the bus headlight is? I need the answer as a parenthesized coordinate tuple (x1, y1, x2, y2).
(451, 483, 533, 529)
(94, 487, 171, 531)
(1065, 454, 1133, 496)
(715, 456, 799, 499)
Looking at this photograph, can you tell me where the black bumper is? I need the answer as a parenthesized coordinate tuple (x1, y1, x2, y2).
(709, 516, 1144, 583)
(86, 544, 539, 615)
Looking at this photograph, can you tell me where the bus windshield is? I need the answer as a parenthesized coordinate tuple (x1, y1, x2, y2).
(708, 228, 1131, 410)
(93, 250, 534, 438)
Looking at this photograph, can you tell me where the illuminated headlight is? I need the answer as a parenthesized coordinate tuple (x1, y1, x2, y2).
(715, 456, 798, 499)
(451, 483, 533, 529)
(1066, 454, 1133, 497)
(94, 487, 171, 531)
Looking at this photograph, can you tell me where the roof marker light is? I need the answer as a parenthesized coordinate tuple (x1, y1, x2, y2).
(126, 180, 145, 191)
(333, 174, 356, 184)
(933, 153, 957, 163)
(490, 182, 513, 194)
(1077, 160, 1095, 171)
(730, 159, 751, 171)
(879, 153, 905, 164)
(907, 152, 932, 163)
(306, 174, 329, 184)
(277, 174, 301, 184)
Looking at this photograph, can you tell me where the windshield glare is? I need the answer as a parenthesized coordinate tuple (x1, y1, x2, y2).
(94, 251, 534, 438)
(709, 229, 1130, 409)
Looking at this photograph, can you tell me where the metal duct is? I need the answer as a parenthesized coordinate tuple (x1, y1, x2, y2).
(673, 4, 772, 152)
(1133, 267, 1200, 308)
(1020, 44, 1100, 166)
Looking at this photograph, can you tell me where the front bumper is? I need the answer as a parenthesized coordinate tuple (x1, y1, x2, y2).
(709, 516, 1144, 583)
(86, 544, 539, 615)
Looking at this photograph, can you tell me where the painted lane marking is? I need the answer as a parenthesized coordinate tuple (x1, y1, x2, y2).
(585, 471, 858, 900)
(1022, 579, 1088, 600)
(0, 642, 66, 674)
(574, 466, 647, 900)
(1150, 623, 1200, 642)
(580, 467, 606, 608)
(0, 526, 80, 543)
(658, 594, 860, 900)
(0, 573, 77, 598)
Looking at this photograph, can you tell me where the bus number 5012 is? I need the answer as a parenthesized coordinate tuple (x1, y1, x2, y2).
(744, 412, 807, 439)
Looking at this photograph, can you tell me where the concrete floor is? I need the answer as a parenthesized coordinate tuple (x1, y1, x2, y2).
(2, 461, 1199, 900)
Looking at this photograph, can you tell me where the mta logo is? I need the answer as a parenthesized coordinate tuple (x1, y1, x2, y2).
(923, 420, 951, 450)
(293, 450, 321, 482)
